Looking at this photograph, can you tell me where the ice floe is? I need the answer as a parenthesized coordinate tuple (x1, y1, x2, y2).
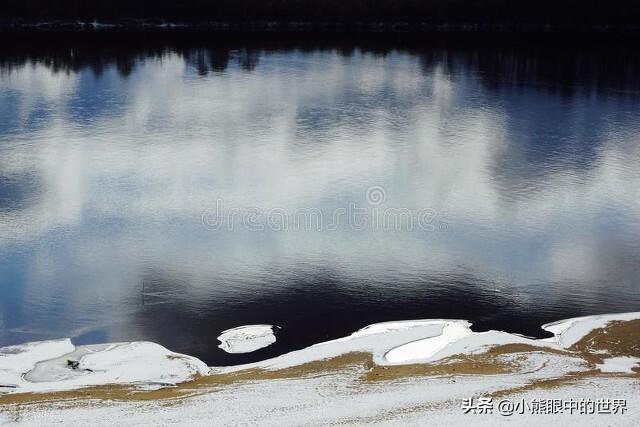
(217, 325, 277, 354)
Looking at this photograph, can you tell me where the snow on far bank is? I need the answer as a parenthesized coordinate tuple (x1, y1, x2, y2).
(596, 356, 640, 373)
(217, 325, 277, 354)
(0, 341, 208, 394)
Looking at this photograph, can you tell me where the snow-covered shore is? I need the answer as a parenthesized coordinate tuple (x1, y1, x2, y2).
(0, 312, 639, 426)
(0, 340, 208, 394)
(1, 312, 638, 395)
(215, 312, 640, 373)
(2, 372, 638, 426)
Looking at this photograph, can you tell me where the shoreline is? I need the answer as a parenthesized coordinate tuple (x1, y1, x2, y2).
(1, 313, 639, 425)
(1, 312, 638, 398)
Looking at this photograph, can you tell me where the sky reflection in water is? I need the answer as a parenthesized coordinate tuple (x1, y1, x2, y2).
(0, 41, 639, 364)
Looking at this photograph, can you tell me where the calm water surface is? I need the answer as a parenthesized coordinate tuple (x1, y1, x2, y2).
(1, 36, 639, 364)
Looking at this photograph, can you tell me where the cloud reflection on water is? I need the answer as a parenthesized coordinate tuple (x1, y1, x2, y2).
(0, 43, 639, 363)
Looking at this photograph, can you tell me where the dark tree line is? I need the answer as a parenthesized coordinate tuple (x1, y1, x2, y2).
(2, 0, 640, 26)
(3, 31, 640, 97)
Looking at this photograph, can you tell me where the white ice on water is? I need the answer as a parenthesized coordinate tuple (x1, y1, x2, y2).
(217, 324, 277, 353)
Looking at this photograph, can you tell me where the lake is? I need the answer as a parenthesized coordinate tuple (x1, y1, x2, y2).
(1, 33, 639, 365)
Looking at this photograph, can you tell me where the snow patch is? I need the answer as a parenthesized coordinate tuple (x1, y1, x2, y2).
(384, 322, 558, 364)
(0, 339, 74, 390)
(542, 312, 640, 348)
(384, 321, 472, 363)
(597, 357, 640, 373)
(1, 341, 209, 394)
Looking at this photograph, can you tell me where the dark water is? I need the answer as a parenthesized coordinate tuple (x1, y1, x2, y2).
(1, 34, 640, 365)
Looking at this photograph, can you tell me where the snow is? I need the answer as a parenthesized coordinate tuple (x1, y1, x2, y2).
(385, 326, 559, 364)
(383, 312, 640, 364)
(215, 320, 452, 372)
(1, 365, 637, 426)
(596, 356, 640, 373)
(217, 325, 277, 354)
(384, 321, 472, 363)
(541, 312, 640, 348)
(350, 320, 449, 337)
(1, 341, 208, 394)
(0, 339, 74, 390)
(1, 312, 639, 395)
(222, 319, 560, 370)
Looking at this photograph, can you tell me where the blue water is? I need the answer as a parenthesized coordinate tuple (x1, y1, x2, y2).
(1, 39, 639, 364)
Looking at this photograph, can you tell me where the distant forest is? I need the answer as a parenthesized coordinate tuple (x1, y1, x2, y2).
(2, 0, 640, 28)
